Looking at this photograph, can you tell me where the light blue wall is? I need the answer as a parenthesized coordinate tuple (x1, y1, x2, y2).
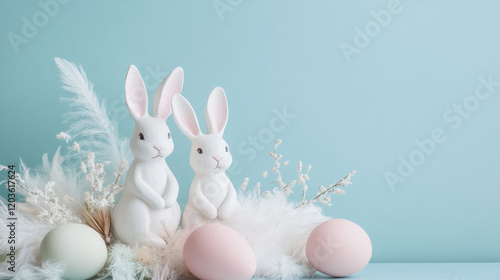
(1, 0, 499, 263)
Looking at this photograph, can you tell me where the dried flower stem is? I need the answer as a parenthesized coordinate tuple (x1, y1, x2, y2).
(16, 179, 81, 225)
(241, 139, 356, 209)
(295, 170, 356, 209)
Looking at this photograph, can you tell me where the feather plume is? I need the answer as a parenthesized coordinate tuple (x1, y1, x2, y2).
(222, 190, 329, 279)
(54, 57, 131, 175)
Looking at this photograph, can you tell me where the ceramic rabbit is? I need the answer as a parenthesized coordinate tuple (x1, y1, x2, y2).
(112, 65, 183, 247)
(172, 87, 238, 229)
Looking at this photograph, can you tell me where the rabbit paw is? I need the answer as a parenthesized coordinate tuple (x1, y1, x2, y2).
(164, 198, 177, 208)
(202, 206, 218, 220)
(218, 205, 234, 220)
(149, 196, 166, 210)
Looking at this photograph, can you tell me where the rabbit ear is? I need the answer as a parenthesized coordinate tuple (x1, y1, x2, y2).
(153, 66, 184, 121)
(172, 94, 201, 139)
(206, 87, 228, 135)
(125, 65, 148, 120)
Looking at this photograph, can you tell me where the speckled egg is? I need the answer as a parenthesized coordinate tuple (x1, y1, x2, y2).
(40, 223, 107, 280)
(306, 219, 372, 277)
(183, 223, 256, 280)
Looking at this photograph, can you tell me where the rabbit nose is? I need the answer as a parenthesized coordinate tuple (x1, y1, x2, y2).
(154, 145, 164, 151)
(212, 155, 223, 161)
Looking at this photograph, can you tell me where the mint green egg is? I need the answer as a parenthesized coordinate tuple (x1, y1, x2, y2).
(40, 223, 107, 280)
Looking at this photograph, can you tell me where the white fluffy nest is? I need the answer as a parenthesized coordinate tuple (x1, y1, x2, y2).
(0, 189, 328, 280)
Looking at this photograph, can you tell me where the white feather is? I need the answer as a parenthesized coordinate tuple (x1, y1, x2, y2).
(54, 57, 131, 174)
(20, 148, 83, 216)
(98, 243, 151, 280)
(100, 229, 194, 280)
(0, 198, 60, 280)
(222, 190, 329, 279)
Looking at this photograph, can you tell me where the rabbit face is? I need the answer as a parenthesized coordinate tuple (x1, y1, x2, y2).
(130, 116, 174, 161)
(190, 134, 232, 175)
(124, 65, 184, 162)
(172, 86, 233, 175)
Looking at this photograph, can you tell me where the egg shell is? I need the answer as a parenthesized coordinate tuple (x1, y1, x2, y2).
(306, 219, 372, 277)
(40, 223, 108, 280)
(183, 223, 256, 280)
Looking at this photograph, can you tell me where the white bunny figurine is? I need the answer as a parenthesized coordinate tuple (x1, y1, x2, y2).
(112, 65, 183, 247)
(172, 87, 238, 229)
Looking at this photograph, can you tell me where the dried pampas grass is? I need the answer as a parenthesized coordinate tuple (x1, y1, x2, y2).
(81, 204, 112, 246)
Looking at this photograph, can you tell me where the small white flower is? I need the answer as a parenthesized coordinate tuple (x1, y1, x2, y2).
(80, 162, 87, 173)
(254, 182, 261, 195)
(332, 188, 346, 195)
(306, 165, 312, 173)
(241, 177, 249, 191)
(55, 132, 71, 143)
(275, 139, 282, 148)
(262, 171, 268, 178)
(264, 191, 272, 198)
(318, 185, 327, 194)
(26, 195, 38, 204)
(320, 200, 332, 207)
(72, 141, 80, 152)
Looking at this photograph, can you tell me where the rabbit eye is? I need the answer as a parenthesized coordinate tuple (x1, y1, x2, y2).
(197, 148, 203, 154)
(139, 133, 145, 140)
(225, 146, 229, 152)
(167, 132, 171, 139)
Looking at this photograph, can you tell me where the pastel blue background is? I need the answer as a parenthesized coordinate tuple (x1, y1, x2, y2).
(1, 0, 499, 264)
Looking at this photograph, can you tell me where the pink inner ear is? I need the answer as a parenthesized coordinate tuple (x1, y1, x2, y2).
(174, 96, 200, 138)
(180, 114, 199, 137)
(158, 78, 182, 120)
(207, 92, 227, 134)
(128, 86, 147, 118)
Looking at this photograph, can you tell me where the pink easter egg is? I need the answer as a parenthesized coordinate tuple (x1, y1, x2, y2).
(306, 219, 372, 277)
(183, 223, 256, 280)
